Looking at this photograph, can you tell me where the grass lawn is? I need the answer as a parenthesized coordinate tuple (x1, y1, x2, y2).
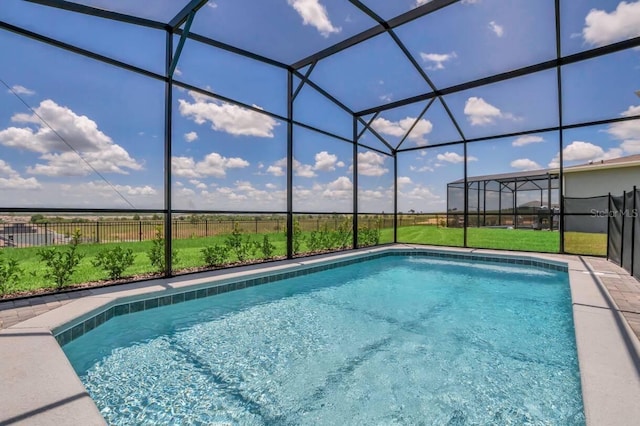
(396, 225, 607, 255)
(1, 226, 607, 297)
(563, 232, 607, 256)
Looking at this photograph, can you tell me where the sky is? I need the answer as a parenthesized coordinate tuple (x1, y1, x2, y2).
(0, 0, 639, 213)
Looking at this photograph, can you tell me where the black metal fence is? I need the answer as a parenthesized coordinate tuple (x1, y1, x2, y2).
(0, 215, 398, 248)
(607, 187, 639, 280)
(0, 219, 286, 248)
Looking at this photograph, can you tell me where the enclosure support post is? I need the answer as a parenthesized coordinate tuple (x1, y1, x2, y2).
(353, 116, 359, 249)
(163, 31, 173, 277)
(393, 153, 398, 244)
(498, 184, 502, 226)
(621, 190, 626, 266)
(631, 186, 637, 276)
(286, 70, 294, 259)
(513, 177, 518, 229)
(463, 141, 468, 247)
(547, 173, 552, 231)
(482, 181, 487, 227)
(606, 192, 611, 260)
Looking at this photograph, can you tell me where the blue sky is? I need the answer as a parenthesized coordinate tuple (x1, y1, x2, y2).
(0, 0, 639, 213)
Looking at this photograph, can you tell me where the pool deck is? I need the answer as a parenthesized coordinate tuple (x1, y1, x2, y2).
(1, 245, 639, 425)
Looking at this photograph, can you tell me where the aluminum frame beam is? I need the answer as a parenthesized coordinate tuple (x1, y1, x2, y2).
(169, 0, 208, 30)
(24, 0, 167, 30)
(293, 0, 460, 69)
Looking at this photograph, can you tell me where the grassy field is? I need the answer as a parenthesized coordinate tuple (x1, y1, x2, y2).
(0, 226, 607, 296)
(396, 225, 607, 255)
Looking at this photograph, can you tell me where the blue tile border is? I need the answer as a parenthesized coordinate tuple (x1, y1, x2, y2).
(54, 249, 567, 346)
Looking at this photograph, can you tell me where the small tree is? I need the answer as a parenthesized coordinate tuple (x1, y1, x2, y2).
(30, 214, 45, 223)
(148, 226, 178, 273)
(201, 245, 229, 267)
(225, 223, 258, 262)
(293, 219, 303, 254)
(92, 246, 135, 280)
(0, 253, 22, 295)
(37, 229, 84, 289)
(260, 234, 276, 259)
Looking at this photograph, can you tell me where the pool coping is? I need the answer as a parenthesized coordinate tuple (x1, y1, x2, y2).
(1, 245, 639, 425)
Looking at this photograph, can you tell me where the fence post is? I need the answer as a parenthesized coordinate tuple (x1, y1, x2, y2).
(44, 222, 49, 246)
(631, 186, 637, 276)
(96, 221, 100, 243)
(621, 191, 626, 267)
(205, 220, 208, 237)
(139, 221, 143, 242)
(255, 217, 258, 234)
(606, 193, 611, 260)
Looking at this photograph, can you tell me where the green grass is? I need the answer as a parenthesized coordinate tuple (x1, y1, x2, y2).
(396, 225, 607, 255)
(397, 225, 561, 252)
(563, 232, 607, 256)
(397, 225, 559, 252)
(0, 226, 607, 296)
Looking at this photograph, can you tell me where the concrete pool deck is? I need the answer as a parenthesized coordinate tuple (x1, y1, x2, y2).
(1, 245, 639, 425)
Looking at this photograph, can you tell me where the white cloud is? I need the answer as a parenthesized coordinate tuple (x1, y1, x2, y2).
(189, 179, 208, 190)
(607, 105, 640, 153)
(287, 0, 341, 37)
(294, 160, 316, 178)
(322, 176, 353, 199)
(510, 158, 541, 171)
(268, 157, 317, 178)
(397, 176, 413, 189)
(563, 141, 604, 161)
(266, 165, 284, 176)
(82, 181, 157, 197)
(547, 141, 625, 167)
(0, 159, 40, 190)
(415, 165, 435, 172)
(265, 183, 277, 190)
(488, 21, 504, 37)
(171, 156, 199, 178)
(174, 67, 183, 76)
(172, 152, 249, 178)
(184, 131, 198, 142)
(464, 97, 517, 126)
(420, 52, 457, 70)
(582, 1, 640, 46)
(371, 117, 433, 146)
(9, 85, 35, 96)
(436, 152, 477, 163)
(179, 91, 278, 138)
(0, 99, 142, 176)
(512, 135, 544, 147)
(353, 151, 389, 176)
(401, 185, 440, 201)
(313, 151, 339, 171)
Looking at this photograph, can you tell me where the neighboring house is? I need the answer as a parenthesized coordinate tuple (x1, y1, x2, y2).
(562, 154, 640, 198)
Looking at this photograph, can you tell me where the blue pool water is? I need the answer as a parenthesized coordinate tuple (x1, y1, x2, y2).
(63, 256, 585, 425)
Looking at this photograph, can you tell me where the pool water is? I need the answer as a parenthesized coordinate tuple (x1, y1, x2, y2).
(63, 256, 585, 425)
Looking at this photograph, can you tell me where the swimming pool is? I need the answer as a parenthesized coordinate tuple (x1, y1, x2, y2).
(62, 254, 585, 425)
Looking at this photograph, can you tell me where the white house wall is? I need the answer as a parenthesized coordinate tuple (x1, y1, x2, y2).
(564, 167, 640, 198)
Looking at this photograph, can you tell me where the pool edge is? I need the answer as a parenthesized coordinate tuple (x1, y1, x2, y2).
(2, 245, 639, 425)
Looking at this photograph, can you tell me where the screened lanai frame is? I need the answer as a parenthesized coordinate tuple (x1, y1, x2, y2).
(2, 0, 640, 275)
(447, 170, 560, 230)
